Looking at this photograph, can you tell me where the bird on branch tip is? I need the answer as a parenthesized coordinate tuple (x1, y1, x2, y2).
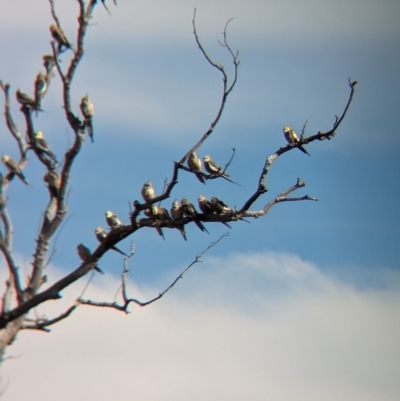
(50, 24, 72, 51)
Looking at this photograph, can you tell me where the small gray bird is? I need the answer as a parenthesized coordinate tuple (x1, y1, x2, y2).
(33, 131, 58, 163)
(77, 243, 104, 274)
(181, 197, 209, 233)
(210, 196, 232, 215)
(170, 200, 187, 241)
(2, 155, 29, 185)
(50, 24, 71, 51)
(282, 126, 310, 156)
(141, 180, 155, 202)
(34, 72, 47, 108)
(16, 89, 36, 109)
(144, 205, 164, 239)
(80, 95, 94, 142)
(199, 194, 231, 228)
(43, 170, 60, 198)
(203, 155, 229, 177)
(42, 54, 56, 74)
(95, 226, 127, 256)
(187, 152, 205, 184)
(105, 210, 122, 229)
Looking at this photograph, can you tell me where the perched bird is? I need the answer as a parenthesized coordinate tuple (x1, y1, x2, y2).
(154, 205, 173, 238)
(43, 170, 60, 198)
(105, 210, 122, 229)
(94, 226, 127, 256)
(34, 72, 47, 108)
(203, 155, 229, 177)
(282, 126, 310, 156)
(50, 24, 71, 51)
(141, 180, 155, 202)
(170, 200, 187, 241)
(80, 94, 94, 142)
(42, 54, 56, 74)
(210, 196, 232, 215)
(16, 89, 36, 109)
(33, 131, 58, 163)
(181, 197, 209, 233)
(187, 152, 205, 184)
(144, 205, 164, 239)
(198, 194, 231, 229)
(198, 194, 214, 214)
(153, 205, 171, 221)
(77, 243, 104, 274)
(1, 155, 29, 185)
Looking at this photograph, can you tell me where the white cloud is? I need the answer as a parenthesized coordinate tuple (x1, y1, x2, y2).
(1, 251, 399, 400)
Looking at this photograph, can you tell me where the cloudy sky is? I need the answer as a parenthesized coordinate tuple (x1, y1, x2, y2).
(0, 0, 399, 400)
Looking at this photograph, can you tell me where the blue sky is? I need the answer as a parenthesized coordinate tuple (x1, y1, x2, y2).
(1, 1, 400, 400)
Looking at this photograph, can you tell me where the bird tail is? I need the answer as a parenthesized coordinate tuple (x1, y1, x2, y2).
(298, 145, 310, 156)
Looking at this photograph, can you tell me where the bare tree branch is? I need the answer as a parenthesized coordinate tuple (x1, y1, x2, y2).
(178, 9, 240, 165)
(79, 233, 229, 311)
(240, 80, 357, 213)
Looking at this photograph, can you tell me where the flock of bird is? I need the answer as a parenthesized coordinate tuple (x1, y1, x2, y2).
(1, 20, 310, 274)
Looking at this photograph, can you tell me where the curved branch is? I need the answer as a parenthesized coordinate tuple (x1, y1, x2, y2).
(78, 233, 229, 311)
(178, 9, 240, 165)
(240, 80, 357, 212)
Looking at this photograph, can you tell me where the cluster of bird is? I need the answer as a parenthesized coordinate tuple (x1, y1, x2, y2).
(1, 23, 97, 188)
(75, 179, 236, 273)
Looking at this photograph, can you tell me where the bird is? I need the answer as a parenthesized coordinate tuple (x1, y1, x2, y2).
(33, 131, 58, 163)
(180, 197, 209, 233)
(144, 205, 164, 239)
(198, 194, 214, 214)
(154, 205, 173, 239)
(80, 94, 94, 142)
(16, 89, 36, 109)
(43, 170, 60, 198)
(203, 155, 229, 177)
(198, 194, 231, 228)
(77, 243, 104, 274)
(282, 126, 310, 156)
(170, 200, 187, 241)
(210, 196, 232, 215)
(94, 226, 127, 256)
(42, 54, 56, 74)
(141, 180, 155, 202)
(50, 24, 71, 51)
(187, 152, 205, 184)
(1, 155, 29, 185)
(105, 210, 122, 229)
(34, 72, 47, 108)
